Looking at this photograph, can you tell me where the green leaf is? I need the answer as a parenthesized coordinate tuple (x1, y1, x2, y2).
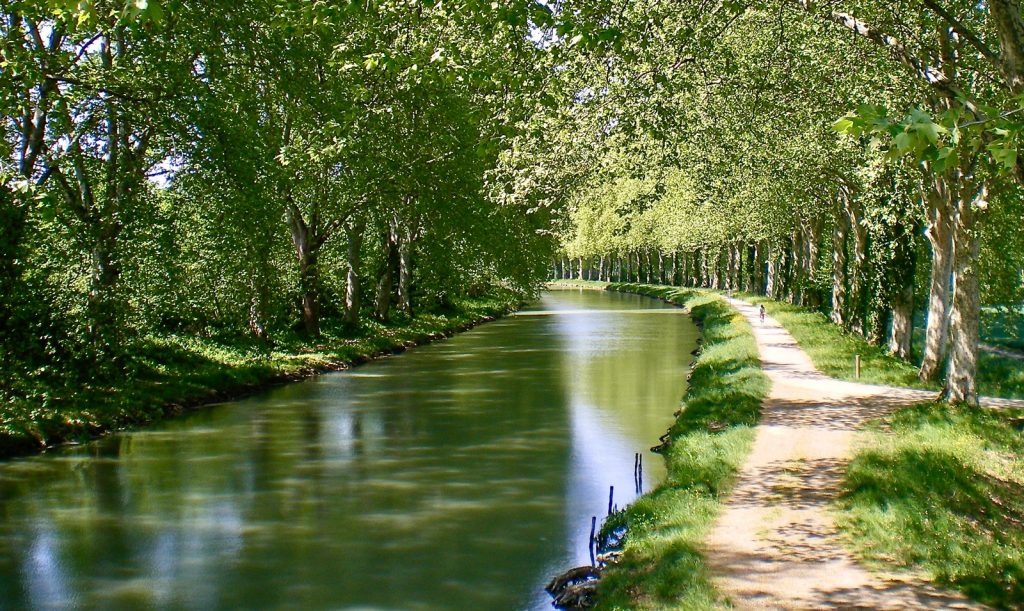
(833, 117, 855, 134)
(988, 142, 1018, 171)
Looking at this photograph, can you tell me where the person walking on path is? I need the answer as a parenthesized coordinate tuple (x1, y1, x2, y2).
(758, 304, 765, 324)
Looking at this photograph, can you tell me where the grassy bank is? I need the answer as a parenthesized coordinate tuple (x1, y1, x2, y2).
(547, 279, 611, 290)
(838, 402, 1024, 609)
(0, 294, 518, 460)
(592, 283, 769, 609)
(714, 292, 1024, 607)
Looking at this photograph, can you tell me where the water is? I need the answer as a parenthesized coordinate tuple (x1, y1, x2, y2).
(0, 290, 697, 610)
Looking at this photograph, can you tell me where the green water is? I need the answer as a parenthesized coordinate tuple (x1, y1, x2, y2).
(0, 290, 697, 610)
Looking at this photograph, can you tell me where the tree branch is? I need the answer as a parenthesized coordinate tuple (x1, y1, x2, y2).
(788, 0, 978, 112)
(919, 0, 999, 68)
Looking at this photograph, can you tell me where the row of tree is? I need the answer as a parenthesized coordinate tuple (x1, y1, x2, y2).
(1, 1, 559, 396)
(551, 1, 1024, 404)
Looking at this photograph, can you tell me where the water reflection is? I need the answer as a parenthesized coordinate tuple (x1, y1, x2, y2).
(0, 290, 696, 610)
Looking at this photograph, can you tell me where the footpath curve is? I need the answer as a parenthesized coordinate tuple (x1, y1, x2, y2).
(705, 297, 1024, 610)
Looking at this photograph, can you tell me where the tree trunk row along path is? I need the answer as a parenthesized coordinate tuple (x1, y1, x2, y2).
(705, 298, 1024, 610)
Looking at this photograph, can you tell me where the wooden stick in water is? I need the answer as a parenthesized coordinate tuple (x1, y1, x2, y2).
(589, 516, 597, 565)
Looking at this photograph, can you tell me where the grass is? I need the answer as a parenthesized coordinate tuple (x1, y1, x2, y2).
(547, 279, 611, 290)
(983, 307, 1024, 353)
(0, 293, 518, 459)
(732, 292, 1024, 606)
(837, 402, 1024, 609)
(589, 283, 770, 610)
(573, 281, 1024, 608)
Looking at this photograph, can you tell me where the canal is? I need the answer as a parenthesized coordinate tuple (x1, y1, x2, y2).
(0, 289, 697, 610)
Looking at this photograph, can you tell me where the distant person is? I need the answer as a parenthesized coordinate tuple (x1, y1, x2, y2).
(759, 304, 765, 324)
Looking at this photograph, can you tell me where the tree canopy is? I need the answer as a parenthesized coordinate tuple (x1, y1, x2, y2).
(2, 0, 1023, 405)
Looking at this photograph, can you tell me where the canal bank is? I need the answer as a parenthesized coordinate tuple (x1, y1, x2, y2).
(0, 294, 519, 460)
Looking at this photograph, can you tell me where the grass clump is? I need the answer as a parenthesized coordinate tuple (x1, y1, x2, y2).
(838, 402, 1024, 609)
(976, 353, 1024, 400)
(594, 283, 769, 610)
(0, 294, 517, 459)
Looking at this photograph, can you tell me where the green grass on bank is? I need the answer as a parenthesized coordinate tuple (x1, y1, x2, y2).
(593, 283, 770, 610)
(547, 278, 611, 291)
(838, 403, 1024, 609)
(0, 294, 518, 459)
(726, 291, 1024, 606)
(983, 307, 1024, 353)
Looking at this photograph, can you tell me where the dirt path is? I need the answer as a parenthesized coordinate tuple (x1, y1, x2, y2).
(704, 298, 1024, 610)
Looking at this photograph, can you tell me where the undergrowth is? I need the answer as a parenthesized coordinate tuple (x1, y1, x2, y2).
(741, 294, 1024, 399)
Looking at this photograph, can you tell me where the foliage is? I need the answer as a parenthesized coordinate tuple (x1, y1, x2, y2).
(0, 0, 559, 412)
(742, 293, 931, 389)
(746, 292, 1024, 399)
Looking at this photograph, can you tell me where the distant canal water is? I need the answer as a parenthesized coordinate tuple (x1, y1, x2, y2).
(0, 289, 697, 610)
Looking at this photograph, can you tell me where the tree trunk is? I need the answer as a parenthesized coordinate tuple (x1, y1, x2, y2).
(374, 225, 398, 322)
(989, 0, 1024, 95)
(755, 241, 767, 295)
(944, 185, 985, 404)
(299, 250, 320, 336)
(744, 243, 756, 292)
(805, 217, 824, 308)
(701, 249, 712, 288)
(889, 286, 915, 360)
(736, 243, 744, 290)
(287, 205, 321, 336)
(846, 195, 869, 335)
(887, 216, 918, 360)
(831, 195, 850, 326)
(766, 244, 778, 299)
(722, 245, 733, 290)
(920, 176, 955, 381)
(397, 223, 413, 316)
(790, 229, 803, 304)
(344, 220, 365, 325)
(87, 233, 121, 350)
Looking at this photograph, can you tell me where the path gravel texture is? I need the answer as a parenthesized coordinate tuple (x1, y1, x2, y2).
(705, 298, 1024, 610)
